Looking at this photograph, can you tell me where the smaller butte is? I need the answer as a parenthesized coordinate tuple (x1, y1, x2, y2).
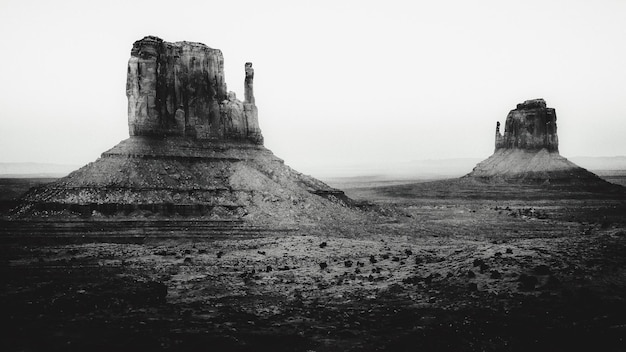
(466, 99, 614, 187)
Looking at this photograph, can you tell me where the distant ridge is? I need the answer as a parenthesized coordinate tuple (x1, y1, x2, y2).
(3, 156, 626, 180)
(569, 156, 626, 171)
(0, 163, 80, 178)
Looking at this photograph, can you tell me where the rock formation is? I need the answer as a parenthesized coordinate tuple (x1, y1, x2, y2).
(13, 36, 353, 225)
(467, 99, 611, 186)
(494, 99, 558, 152)
(244, 62, 255, 104)
(127, 36, 262, 144)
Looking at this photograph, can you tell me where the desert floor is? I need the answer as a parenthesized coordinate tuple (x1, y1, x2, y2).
(1, 176, 626, 351)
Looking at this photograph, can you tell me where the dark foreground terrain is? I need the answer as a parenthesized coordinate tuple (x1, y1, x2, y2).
(1, 176, 626, 351)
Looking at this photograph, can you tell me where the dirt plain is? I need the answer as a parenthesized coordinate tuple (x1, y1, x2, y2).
(1, 174, 626, 351)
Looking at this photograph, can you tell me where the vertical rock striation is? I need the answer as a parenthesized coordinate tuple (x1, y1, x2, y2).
(126, 36, 262, 144)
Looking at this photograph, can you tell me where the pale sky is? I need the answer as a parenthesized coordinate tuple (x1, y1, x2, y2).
(1, 0, 625, 176)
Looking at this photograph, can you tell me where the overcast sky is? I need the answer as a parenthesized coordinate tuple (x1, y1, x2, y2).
(1, 0, 625, 176)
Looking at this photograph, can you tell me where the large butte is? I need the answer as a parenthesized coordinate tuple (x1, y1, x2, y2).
(12, 36, 356, 230)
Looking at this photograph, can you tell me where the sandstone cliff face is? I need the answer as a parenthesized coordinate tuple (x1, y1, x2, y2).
(127, 36, 262, 144)
(495, 99, 558, 152)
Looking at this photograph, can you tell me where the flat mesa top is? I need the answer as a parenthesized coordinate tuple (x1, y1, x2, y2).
(516, 99, 547, 110)
(135, 35, 217, 48)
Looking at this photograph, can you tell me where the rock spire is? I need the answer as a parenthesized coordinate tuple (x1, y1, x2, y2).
(244, 62, 255, 104)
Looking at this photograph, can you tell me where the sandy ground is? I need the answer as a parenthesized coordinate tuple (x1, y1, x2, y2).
(2, 178, 626, 351)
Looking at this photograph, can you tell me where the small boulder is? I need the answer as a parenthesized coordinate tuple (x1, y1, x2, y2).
(533, 264, 551, 275)
(518, 274, 539, 290)
(472, 258, 485, 267)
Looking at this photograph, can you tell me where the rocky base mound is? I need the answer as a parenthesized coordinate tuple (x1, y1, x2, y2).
(12, 136, 357, 226)
(466, 149, 610, 186)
